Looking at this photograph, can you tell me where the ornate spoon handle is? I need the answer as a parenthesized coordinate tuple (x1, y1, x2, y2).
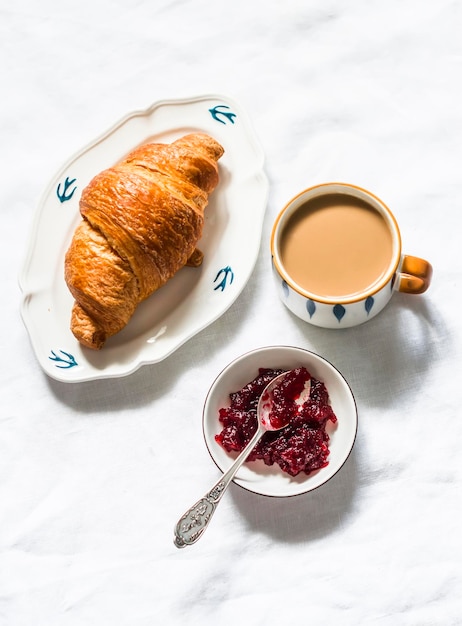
(174, 425, 264, 548)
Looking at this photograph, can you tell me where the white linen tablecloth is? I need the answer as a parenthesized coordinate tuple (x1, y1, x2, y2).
(2, 1, 461, 624)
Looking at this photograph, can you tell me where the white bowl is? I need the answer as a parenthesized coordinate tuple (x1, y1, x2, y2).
(202, 345, 357, 497)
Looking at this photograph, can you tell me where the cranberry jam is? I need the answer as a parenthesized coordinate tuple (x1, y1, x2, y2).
(215, 367, 337, 477)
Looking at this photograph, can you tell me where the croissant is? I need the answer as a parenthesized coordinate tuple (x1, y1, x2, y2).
(64, 132, 224, 350)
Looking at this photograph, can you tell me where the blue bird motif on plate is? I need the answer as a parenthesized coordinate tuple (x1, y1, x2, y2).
(49, 349, 78, 369)
(57, 177, 77, 203)
(209, 105, 237, 125)
(213, 266, 234, 291)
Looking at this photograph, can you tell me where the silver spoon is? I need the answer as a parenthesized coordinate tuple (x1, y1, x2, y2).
(173, 370, 311, 548)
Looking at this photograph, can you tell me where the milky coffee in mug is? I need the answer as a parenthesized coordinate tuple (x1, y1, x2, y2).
(270, 183, 432, 328)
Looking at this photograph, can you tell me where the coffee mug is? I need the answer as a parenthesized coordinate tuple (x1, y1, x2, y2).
(270, 182, 432, 329)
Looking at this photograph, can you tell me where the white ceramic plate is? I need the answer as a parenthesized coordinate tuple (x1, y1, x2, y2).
(202, 346, 358, 497)
(19, 95, 269, 382)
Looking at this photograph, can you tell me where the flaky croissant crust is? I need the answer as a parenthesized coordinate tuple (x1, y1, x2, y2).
(64, 132, 224, 350)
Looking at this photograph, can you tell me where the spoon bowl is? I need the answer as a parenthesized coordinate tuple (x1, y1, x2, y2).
(259, 371, 312, 430)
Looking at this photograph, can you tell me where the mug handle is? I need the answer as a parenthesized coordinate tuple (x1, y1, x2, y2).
(396, 255, 433, 294)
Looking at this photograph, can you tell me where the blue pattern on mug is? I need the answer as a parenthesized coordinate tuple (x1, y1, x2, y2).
(306, 299, 316, 318)
(282, 280, 289, 298)
(365, 296, 375, 315)
(333, 304, 346, 322)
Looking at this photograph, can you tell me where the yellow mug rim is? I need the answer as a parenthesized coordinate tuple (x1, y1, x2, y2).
(270, 182, 402, 305)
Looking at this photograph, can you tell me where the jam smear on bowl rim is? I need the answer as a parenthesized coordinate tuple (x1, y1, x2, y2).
(215, 367, 338, 477)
